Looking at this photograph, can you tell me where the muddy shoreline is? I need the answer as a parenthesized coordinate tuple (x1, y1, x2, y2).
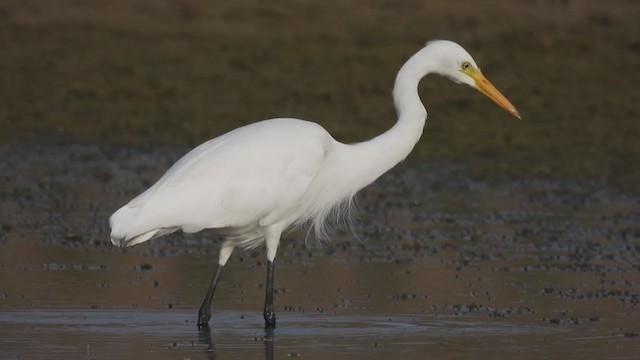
(1, 142, 638, 358)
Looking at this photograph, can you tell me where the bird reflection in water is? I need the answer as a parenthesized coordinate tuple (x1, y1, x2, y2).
(198, 326, 275, 360)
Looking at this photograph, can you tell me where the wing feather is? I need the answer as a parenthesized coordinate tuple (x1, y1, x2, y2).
(109, 118, 333, 243)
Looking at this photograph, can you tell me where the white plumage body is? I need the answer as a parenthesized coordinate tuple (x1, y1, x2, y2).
(110, 118, 385, 251)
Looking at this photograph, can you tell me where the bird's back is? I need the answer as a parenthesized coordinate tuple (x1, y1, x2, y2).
(110, 118, 335, 247)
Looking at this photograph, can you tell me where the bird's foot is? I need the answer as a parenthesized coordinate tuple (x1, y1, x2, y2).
(197, 309, 211, 328)
(263, 310, 276, 329)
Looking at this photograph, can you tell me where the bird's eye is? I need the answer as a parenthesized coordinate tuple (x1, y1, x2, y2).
(461, 61, 471, 70)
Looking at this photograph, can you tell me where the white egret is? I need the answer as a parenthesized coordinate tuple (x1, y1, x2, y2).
(110, 40, 520, 329)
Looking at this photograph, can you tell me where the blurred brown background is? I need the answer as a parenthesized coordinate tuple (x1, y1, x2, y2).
(0, 0, 639, 189)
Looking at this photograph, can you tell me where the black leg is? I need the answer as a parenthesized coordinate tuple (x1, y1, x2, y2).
(263, 260, 276, 328)
(198, 264, 224, 328)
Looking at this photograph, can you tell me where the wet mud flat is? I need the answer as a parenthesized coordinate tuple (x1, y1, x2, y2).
(0, 142, 639, 359)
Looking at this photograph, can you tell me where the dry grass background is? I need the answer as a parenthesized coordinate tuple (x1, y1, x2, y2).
(0, 0, 639, 189)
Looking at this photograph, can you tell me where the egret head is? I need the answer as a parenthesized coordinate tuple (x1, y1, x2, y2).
(426, 40, 521, 119)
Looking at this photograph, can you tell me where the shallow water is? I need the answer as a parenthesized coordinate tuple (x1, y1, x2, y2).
(1, 142, 639, 359)
(0, 309, 568, 359)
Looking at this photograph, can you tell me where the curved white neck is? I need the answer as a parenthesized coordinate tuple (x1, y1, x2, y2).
(345, 47, 438, 191)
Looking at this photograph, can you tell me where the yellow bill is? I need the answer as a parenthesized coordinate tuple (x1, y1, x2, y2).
(466, 68, 521, 119)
